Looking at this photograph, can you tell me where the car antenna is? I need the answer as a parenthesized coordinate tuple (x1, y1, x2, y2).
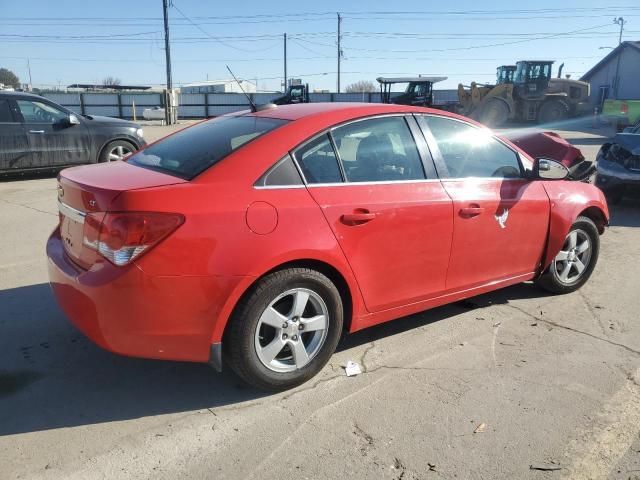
(226, 65, 257, 112)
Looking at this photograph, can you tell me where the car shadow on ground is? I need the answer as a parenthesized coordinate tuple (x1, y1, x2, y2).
(0, 280, 550, 437)
(609, 201, 640, 227)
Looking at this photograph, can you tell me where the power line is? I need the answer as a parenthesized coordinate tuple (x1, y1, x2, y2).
(170, 2, 259, 52)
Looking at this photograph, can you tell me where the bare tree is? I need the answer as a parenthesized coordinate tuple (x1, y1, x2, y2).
(102, 76, 122, 87)
(345, 80, 376, 93)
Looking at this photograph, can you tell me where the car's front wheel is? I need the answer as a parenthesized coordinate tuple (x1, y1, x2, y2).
(225, 268, 344, 390)
(99, 140, 135, 163)
(535, 216, 600, 294)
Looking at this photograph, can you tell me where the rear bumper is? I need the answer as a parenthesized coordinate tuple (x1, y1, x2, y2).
(47, 228, 246, 363)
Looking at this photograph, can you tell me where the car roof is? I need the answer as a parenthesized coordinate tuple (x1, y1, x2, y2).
(0, 90, 45, 100)
(250, 102, 449, 122)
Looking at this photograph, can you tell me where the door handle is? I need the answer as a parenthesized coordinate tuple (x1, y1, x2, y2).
(29, 130, 45, 134)
(459, 206, 484, 217)
(341, 209, 376, 225)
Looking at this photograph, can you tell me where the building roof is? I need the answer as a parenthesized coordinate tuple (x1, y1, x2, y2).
(67, 84, 152, 90)
(376, 76, 447, 84)
(581, 41, 640, 81)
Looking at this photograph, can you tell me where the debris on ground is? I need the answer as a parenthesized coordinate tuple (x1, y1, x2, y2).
(493, 322, 502, 328)
(529, 463, 562, 471)
(344, 361, 362, 377)
(531, 322, 538, 326)
(473, 423, 487, 434)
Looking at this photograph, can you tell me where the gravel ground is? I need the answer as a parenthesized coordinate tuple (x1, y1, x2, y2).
(1, 122, 639, 480)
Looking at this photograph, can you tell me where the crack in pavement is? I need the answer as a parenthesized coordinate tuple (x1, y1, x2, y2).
(1, 198, 57, 217)
(359, 341, 376, 372)
(578, 289, 608, 335)
(505, 304, 640, 357)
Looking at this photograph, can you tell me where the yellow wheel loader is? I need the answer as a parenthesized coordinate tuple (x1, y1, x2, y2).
(458, 61, 590, 127)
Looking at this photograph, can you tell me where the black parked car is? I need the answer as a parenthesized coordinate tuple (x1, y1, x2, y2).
(0, 91, 146, 175)
(595, 122, 640, 204)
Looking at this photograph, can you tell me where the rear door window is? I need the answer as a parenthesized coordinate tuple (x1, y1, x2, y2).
(331, 116, 426, 182)
(128, 116, 288, 179)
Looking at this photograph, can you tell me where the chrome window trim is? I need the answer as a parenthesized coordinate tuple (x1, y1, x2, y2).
(307, 178, 441, 188)
(254, 184, 307, 190)
(439, 177, 526, 183)
(58, 200, 86, 224)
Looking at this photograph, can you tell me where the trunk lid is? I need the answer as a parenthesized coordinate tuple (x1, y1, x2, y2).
(57, 162, 186, 268)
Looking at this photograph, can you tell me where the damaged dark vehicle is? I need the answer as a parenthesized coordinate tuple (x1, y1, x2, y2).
(595, 122, 640, 204)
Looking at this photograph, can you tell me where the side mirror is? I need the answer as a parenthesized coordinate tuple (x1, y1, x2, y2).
(533, 158, 569, 180)
(68, 114, 81, 125)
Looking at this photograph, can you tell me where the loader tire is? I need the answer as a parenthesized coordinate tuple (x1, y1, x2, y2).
(538, 100, 569, 124)
(479, 99, 509, 127)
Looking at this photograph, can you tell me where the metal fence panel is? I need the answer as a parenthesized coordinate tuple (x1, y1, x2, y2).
(179, 105, 207, 118)
(42, 93, 81, 106)
(207, 105, 249, 116)
(209, 93, 250, 105)
(253, 93, 282, 103)
(179, 93, 205, 105)
(84, 105, 119, 117)
(333, 93, 369, 102)
(121, 93, 162, 106)
(433, 89, 459, 105)
(82, 93, 118, 105)
(308, 93, 332, 102)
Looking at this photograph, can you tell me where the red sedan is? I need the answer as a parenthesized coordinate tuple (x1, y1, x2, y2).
(47, 103, 609, 390)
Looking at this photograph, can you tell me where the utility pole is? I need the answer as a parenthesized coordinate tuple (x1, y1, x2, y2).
(337, 13, 342, 93)
(614, 17, 626, 45)
(162, 0, 174, 124)
(284, 33, 288, 91)
(613, 17, 626, 98)
(26, 58, 33, 91)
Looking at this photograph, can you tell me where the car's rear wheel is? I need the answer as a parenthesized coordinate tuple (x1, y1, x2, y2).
(99, 140, 135, 163)
(225, 268, 343, 390)
(535, 216, 600, 294)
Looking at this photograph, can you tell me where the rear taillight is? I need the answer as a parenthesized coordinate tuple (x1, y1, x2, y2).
(82, 212, 184, 266)
(621, 102, 629, 115)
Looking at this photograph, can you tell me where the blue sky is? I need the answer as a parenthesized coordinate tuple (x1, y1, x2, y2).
(1, 0, 638, 91)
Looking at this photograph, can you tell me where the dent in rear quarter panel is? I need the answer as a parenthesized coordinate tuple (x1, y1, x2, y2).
(541, 181, 609, 270)
(111, 180, 366, 344)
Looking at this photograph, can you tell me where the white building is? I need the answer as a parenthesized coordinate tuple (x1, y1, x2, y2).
(180, 79, 257, 94)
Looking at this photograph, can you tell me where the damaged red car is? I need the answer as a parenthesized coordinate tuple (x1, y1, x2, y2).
(47, 103, 609, 390)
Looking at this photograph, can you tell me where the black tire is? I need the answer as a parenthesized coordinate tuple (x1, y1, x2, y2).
(98, 140, 136, 163)
(225, 268, 344, 391)
(535, 216, 600, 294)
(538, 100, 569, 124)
(479, 99, 509, 127)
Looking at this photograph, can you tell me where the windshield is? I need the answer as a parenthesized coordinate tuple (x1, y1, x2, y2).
(127, 116, 288, 179)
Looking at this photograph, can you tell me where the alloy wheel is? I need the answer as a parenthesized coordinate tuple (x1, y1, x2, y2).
(553, 229, 592, 285)
(254, 288, 329, 373)
(108, 145, 132, 162)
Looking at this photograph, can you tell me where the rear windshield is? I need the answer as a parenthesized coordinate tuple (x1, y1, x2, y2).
(127, 116, 288, 179)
